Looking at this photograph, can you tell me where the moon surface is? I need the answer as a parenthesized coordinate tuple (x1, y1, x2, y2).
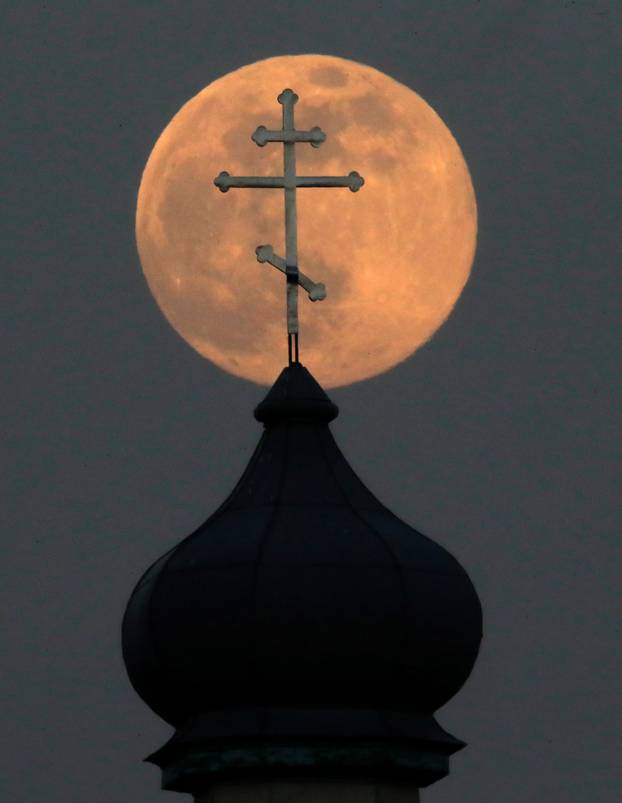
(136, 55, 477, 387)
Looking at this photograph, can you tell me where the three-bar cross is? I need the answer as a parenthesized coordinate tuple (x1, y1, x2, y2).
(214, 88, 363, 364)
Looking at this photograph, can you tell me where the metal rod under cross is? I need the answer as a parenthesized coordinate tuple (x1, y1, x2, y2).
(214, 88, 364, 365)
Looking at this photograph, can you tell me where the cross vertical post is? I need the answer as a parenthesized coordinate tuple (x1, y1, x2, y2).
(281, 89, 299, 363)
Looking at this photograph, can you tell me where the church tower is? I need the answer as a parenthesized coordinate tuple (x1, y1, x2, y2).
(123, 86, 482, 801)
(123, 363, 482, 802)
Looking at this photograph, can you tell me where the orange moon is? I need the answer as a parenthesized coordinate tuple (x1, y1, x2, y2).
(136, 54, 477, 387)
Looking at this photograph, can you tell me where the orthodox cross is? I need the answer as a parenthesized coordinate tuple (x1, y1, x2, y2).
(214, 88, 364, 365)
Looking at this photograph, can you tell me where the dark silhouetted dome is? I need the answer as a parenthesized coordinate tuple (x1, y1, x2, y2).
(122, 364, 482, 791)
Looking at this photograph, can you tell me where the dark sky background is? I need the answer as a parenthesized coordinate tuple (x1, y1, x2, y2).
(4, 2, 621, 801)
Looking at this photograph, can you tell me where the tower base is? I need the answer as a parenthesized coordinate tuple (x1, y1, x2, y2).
(146, 708, 464, 796)
(195, 781, 419, 803)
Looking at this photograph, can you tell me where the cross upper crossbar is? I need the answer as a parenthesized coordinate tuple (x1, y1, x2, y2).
(213, 87, 364, 365)
(252, 123, 325, 147)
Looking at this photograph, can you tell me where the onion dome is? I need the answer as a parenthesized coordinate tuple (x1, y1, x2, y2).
(122, 364, 482, 793)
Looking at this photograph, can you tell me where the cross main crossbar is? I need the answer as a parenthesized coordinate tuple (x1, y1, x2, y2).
(215, 172, 364, 191)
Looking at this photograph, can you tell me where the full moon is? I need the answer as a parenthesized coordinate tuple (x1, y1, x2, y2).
(136, 55, 477, 387)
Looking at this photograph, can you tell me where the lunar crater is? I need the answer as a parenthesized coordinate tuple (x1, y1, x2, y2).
(309, 65, 349, 87)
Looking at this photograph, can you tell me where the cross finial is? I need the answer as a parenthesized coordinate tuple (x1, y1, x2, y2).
(214, 88, 364, 365)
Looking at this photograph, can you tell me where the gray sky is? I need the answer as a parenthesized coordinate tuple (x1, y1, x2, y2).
(3, 2, 621, 801)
